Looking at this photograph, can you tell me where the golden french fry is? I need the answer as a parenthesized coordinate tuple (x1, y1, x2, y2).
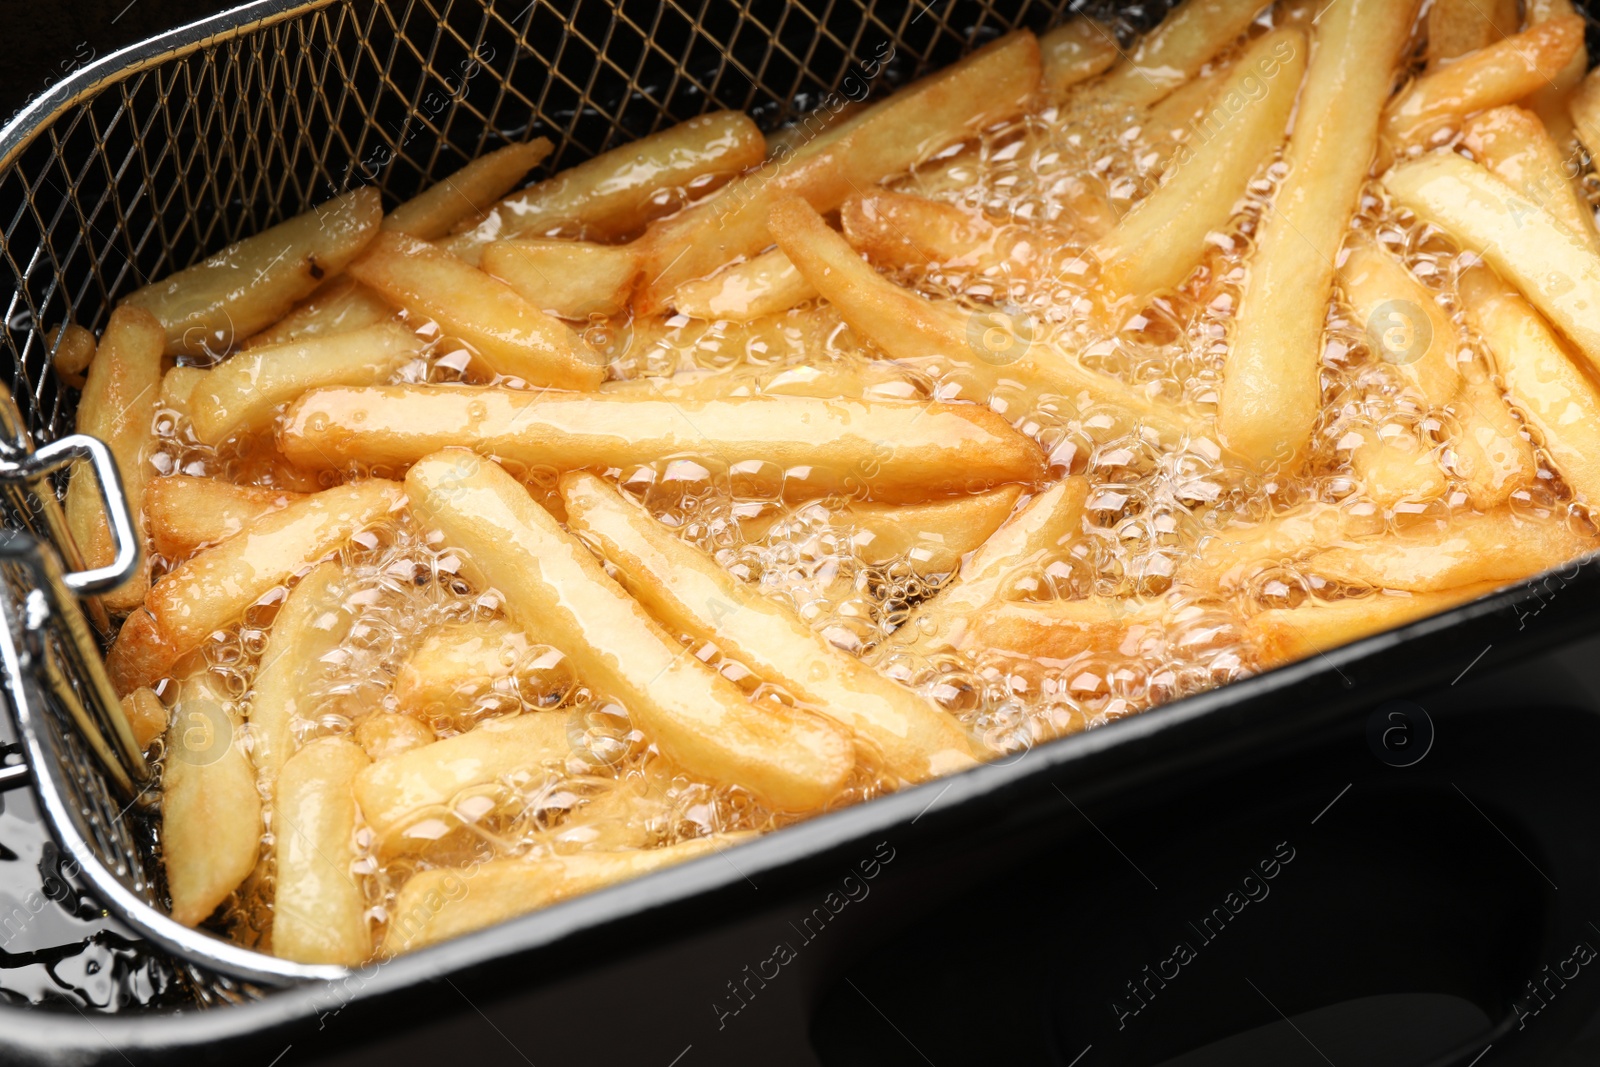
(1384, 17, 1586, 154)
(1451, 374, 1539, 509)
(561, 472, 977, 782)
(600, 360, 923, 403)
(49, 323, 95, 382)
(973, 597, 1168, 662)
(392, 618, 545, 727)
(765, 100, 869, 159)
(669, 248, 817, 322)
(280, 385, 1045, 505)
(840, 190, 1057, 282)
(352, 713, 569, 848)
(189, 322, 421, 446)
(1340, 241, 1459, 407)
(445, 112, 764, 261)
(1302, 508, 1595, 592)
(1040, 18, 1120, 93)
(386, 835, 746, 953)
(1347, 429, 1448, 507)
(1248, 584, 1506, 667)
(1464, 107, 1595, 249)
(162, 671, 261, 927)
(121, 687, 167, 751)
(349, 231, 605, 390)
(1092, 0, 1267, 108)
(1218, 0, 1421, 469)
(479, 238, 639, 319)
(239, 277, 396, 350)
(158, 364, 205, 416)
(1427, 0, 1521, 69)
(1142, 62, 1228, 146)
(1181, 500, 1385, 592)
(631, 33, 1042, 313)
(65, 305, 165, 613)
(383, 139, 552, 240)
(354, 713, 435, 761)
(145, 477, 306, 560)
(272, 737, 370, 965)
(249, 560, 353, 787)
(1093, 27, 1305, 302)
(877, 478, 1089, 661)
(770, 196, 1207, 439)
(404, 450, 854, 810)
(1569, 66, 1600, 172)
(1526, 0, 1587, 143)
(771, 485, 1025, 573)
(1461, 267, 1600, 506)
(124, 188, 382, 355)
(1384, 153, 1600, 377)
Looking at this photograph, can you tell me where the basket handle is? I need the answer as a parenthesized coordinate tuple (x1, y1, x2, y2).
(0, 432, 142, 595)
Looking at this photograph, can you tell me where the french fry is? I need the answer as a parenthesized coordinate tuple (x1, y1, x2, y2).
(348, 232, 606, 390)
(1302, 508, 1596, 592)
(158, 364, 205, 416)
(249, 560, 352, 788)
(877, 478, 1089, 660)
(479, 238, 639, 319)
(1384, 153, 1600, 377)
(1091, 0, 1267, 108)
(1347, 429, 1448, 506)
(1451, 375, 1539, 509)
(279, 385, 1046, 505)
(121, 687, 167, 751)
(239, 277, 396, 350)
(1570, 66, 1600, 172)
(188, 322, 421, 446)
(840, 190, 1056, 281)
(392, 618, 541, 726)
(49, 323, 95, 384)
(107, 480, 401, 693)
(354, 713, 435, 761)
(145, 477, 306, 560)
(769, 197, 1208, 439)
(561, 472, 977, 782)
(1526, 0, 1588, 143)
(387, 835, 746, 953)
(1181, 500, 1385, 592)
(630, 33, 1042, 313)
(1463, 107, 1596, 249)
(445, 112, 765, 261)
(404, 450, 854, 810)
(765, 100, 868, 159)
(65, 305, 165, 613)
(1248, 583, 1505, 667)
(1142, 62, 1228, 145)
(124, 188, 382, 355)
(162, 671, 261, 927)
(383, 139, 552, 240)
(1426, 0, 1520, 70)
(668, 248, 817, 322)
(1461, 267, 1600, 506)
(1040, 18, 1121, 94)
(1383, 17, 1586, 154)
(352, 713, 570, 848)
(272, 737, 371, 965)
(1218, 0, 1422, 469)
(600, 360, 923, 403)
(1092, 27, 1305, 303)
(973, 597, 1168, 662)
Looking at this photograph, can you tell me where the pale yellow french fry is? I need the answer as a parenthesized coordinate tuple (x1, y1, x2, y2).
(272, 737, 371, 965)
(1526, 0, 1587, 143)
(631, 33, 1042, 313)
(561, 472, 976, 782)
(107, 480, 402, 694)
(249, 560, 352, 788)
(1463, 107, 1596, 249)
(1384, 153, 1600, 376)
(352, 713, 570, 848)
(392, 618, 544, 727)
(65, 305, 165, 613)
(124, 188, 382, 355)
(239, 277, 396, 350)
(406, 451, 854, 809)
(669, 248, 817, 322)
(1040, 18, 1121, 93)
(1347, 429, 1448, 507)
(120, 687, 166, 751)
(1142, 62, 1229, 153)
(445, 112, 765, 260)
(1093, 27, 1306, 302)
(973, 597, 1169, 662)
(145, 477, 305, 561)
(877, 478, 1089, 661)
(1182, 500, 1385, 592)
(840, 190, 1051, 281)
(1092, 0, 1267, 108)
(1303, 508, 1596, 591)
(1248, 584, 1506, 667)
(383, 139, 552, 240)
(1427, 0, 1521, 70)
(1384, 17, 1586, 154)
(280, 385, 1046, 505)
(349, 231, 605, 390)
(162, 671, 260, 927)
(158, 365, 205, 416)
(1461, 267, 1600, 506)
(386, 835, 747, 953)
(1218, 0, 1422, 469)
(188, 322, 421, 446)
(599, 361, 923, 403)
(1451, 375, 1539, 509)
(479, 238, 639, 319)
(49, 323, 95, 382)
(353, 713, 435, 761)
(769, 197, 1208, 439)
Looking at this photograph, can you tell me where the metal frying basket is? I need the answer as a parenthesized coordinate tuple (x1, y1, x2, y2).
(0, 0, 1166, 1002)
